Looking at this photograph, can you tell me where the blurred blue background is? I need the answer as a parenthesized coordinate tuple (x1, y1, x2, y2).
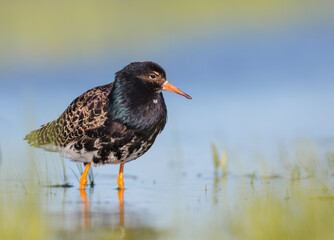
(1, 0, 334, 176)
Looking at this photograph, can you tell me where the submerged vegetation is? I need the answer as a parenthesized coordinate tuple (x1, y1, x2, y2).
(0, 176, 50, 240)
(231, 191, 334, 240)
(0, 140, 334, 239)
(0, 196, 49, 240)
(180, 186, 334, 240)
(211, 143, 228, 176)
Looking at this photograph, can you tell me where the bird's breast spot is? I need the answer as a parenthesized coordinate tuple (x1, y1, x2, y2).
(153, 99, 157, 104)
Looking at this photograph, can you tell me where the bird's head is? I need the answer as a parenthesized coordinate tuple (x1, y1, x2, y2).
(115, 61, 192, 99)
(110, 61, 191, 130)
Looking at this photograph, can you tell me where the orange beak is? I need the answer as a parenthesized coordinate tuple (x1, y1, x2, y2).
(163, 82, 192, 99)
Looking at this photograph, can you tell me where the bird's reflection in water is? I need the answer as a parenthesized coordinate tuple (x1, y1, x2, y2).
(80, 189, 90, 228)
(79, 188, 125, 230)
(118, 188, 124, 227)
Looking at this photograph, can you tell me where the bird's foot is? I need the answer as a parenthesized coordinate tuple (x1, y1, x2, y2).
(117, 175, 124, 190)
(80, 177, 88, 190)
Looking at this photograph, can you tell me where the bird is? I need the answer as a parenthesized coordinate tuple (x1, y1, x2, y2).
(25, 61, 191, 190)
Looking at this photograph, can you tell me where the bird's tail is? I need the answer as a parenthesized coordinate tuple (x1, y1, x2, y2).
(24, 121, 59, 147)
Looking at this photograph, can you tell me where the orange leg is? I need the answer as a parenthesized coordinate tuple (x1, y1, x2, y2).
(80, 163, 91, 190)
(117, 163, 124, 190)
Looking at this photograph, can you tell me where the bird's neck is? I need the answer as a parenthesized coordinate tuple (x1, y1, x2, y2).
(108, 78, 167, 131)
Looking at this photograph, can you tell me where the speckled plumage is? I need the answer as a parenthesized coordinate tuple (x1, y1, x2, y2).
(25, 62, 175, 166)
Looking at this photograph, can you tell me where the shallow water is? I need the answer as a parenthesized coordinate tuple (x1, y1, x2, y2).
(1, 17, 334, 239)
(3, 160, 334, 240)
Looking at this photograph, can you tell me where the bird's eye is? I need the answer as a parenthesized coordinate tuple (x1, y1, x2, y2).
(149, 74, 156, 79)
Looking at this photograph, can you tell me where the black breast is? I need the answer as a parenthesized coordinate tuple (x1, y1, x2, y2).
(108, 80, 168, 132)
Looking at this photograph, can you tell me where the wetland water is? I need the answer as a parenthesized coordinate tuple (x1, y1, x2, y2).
(1, 25, 334, 239)
(3, 157, 334, 240)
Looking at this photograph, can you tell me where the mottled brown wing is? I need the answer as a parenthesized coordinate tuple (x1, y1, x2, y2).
(25, 83, 113, 148)
(57, 83, 113, 146)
